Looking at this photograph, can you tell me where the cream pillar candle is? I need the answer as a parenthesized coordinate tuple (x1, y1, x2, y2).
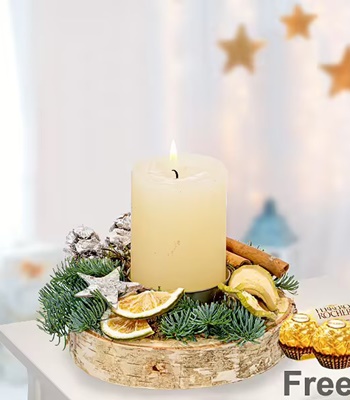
(131, 152, 227, 292)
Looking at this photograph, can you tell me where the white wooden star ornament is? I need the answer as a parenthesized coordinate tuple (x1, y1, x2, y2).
(75, 268, 142, 310)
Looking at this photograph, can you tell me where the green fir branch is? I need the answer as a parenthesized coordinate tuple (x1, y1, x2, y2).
(190, 303, 232, 337)
(170, 294, 200, 312)
(37, 258, 120, 347)
(159, 309, 196, 342)
(274, 274, 299, 295)
(69, 291, 107, 335)
(216, 303, 266, 345)
(159, 300, 266, 345)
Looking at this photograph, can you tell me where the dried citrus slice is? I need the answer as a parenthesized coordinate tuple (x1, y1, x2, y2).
(101, 310, 154, 340)
(115, 287, 184, 319)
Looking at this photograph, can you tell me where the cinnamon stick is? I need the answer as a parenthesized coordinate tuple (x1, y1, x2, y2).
(226, 237, 289, 277)
(226, 251, 252, 268)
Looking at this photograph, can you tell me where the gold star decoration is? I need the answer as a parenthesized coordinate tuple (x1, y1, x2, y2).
(321, 47, 350, 96)
(218, 24, 264, 74)
(280, 5, 317, 39)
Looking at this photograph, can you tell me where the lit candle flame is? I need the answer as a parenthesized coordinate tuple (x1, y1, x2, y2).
(169, 140, 177, 161)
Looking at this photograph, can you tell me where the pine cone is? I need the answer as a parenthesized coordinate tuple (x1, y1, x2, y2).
(65, 226, 103, 258)
(105, 213, 131, 268)
(110, 212, 131, 231)
(106, 228, 131, 248)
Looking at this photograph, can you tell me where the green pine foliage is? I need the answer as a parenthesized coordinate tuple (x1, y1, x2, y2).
(216, 303, 266, 345)
(171, 294, 200, 312)
(38, 259, 269, 347)
(160, 309, 196, 341)
(190, 303, 232, 337)
(37, 258, 120, 347)
(68, 291, 107, 334)
(274, 274, 299, 295)
(159, 295, 266, 345)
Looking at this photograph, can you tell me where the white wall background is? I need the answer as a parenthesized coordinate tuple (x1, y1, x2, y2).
(8, 0, 350, 279)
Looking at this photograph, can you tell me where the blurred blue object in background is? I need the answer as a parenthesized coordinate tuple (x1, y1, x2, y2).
(243, 199, 299, 274)
(243, 199, 297, 248)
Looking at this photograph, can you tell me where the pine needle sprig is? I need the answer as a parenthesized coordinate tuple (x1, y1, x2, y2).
(52, 257, 123, 283)
(217, 303, 266, 345)
(37, 258, 119, 347)
(190, 303, 232, 338)
(274, 274, 299, 295)
(159, 309, 196, 342)
(170, 294, 200, 313)
(68, 291, 107, 334)
(159, 300, 266, 345)
(232, 303, 266, 345)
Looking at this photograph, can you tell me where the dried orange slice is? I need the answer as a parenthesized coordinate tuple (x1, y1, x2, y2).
(115, 288, 184, 319)
(101, 310, 153, 340)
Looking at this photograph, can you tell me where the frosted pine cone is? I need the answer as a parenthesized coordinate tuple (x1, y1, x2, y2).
(65, 226, 103, 258)
(109, 212, 131, 232)
(105, 213, 131, 267)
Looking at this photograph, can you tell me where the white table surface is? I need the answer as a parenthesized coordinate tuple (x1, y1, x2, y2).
(1, 276, 350, 400)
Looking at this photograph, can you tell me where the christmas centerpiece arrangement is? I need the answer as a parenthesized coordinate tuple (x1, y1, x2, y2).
(37, 149, 299, 389)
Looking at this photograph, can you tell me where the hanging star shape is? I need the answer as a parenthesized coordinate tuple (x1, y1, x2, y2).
(218, 24, 264, 74)
(75, 268, 142, 310)
(280, 5, 317, 39)
(321, 47, 350, 96)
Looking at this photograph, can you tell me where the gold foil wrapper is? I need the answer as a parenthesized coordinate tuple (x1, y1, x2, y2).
(279, 313, 318, 348)
(312, 319, 350, 356)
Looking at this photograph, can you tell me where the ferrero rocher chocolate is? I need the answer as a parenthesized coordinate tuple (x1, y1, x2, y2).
(312, 319, 350, 369)
(313, 320, 350, 355)
(280, 313, 318, 347)
(279, 313, 318, 360)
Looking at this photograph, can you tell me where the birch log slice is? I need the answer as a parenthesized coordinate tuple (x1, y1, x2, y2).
(69, 299, 294, 389)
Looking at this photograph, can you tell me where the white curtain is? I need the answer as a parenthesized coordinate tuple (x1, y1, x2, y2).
(10, 0, 350, 279)
(0, 0, 25, 246)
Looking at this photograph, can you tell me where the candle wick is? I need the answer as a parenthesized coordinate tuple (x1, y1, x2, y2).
(172, 169, 179, 179)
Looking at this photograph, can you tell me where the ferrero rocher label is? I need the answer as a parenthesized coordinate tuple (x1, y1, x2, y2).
(280, 313, 318, 348)
(312, 319, 350, 356)
(308, 304, 350, 323)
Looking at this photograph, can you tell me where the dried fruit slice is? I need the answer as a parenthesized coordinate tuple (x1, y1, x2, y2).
(101, 311, 154, 340)
(276, 296, 290, 315)
(115, 287, 184, 319)
(227, 265, 280, 311)
(234, 290, 277, 320)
